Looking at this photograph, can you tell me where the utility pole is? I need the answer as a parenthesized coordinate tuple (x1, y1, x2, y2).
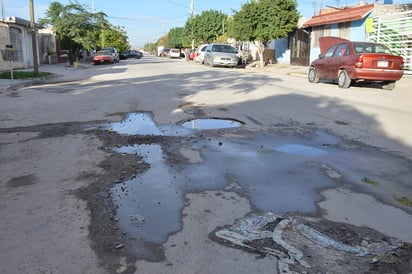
(190, 0, 194, 49)
(29, 0, 39, 74)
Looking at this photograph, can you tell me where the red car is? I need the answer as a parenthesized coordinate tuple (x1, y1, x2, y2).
(308, 37, 404, 90)
(93, 50, 114, 65)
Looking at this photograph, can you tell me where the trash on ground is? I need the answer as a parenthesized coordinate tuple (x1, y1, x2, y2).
(214, 213, 407, 273)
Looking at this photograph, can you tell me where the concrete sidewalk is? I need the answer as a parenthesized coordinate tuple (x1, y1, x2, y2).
(0, 62, 93, 91)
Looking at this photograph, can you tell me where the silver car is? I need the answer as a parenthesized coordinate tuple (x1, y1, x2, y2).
(203, 43, 239, 67)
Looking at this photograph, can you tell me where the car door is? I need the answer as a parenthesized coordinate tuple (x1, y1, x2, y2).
(316, 45, 338, 79)
(328, 43, 350, 80)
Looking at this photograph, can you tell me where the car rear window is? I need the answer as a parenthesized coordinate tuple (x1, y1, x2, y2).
(354, 42, 392, 54)
(97, 50, 111, 56)
(211, 45, 237, 53)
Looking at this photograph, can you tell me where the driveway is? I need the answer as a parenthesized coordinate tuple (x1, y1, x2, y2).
(1, 57, 411, 273)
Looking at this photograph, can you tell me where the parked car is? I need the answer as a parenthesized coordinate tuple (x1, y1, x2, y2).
(308, 37, 404, 90)
(194, 44, 208, 64)
(119, 52, 127, 60)
(188, 49, 196, 60)
(101, 47, 120, 63)
(161, 48, 170, 57)
(93, 50, 114, 65)
(125, 50, 143, 59)
(170, 48, 181, 58)
(203, 43, 240, 68)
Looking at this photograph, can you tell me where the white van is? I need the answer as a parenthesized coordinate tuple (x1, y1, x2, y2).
(170, 49, 181, 58)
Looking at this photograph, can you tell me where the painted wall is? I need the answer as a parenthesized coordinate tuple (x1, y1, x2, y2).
(309, 16, 371, 63)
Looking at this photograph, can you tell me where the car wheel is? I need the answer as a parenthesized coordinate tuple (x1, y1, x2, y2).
(308, 67, 320, 83)
(382, 81, 396, 90)
(338, 70, 351, 89)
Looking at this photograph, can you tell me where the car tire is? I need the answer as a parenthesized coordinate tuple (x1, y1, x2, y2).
(382, 82, 396, 90)
(308, 67, 320, 83)
(338, 70, 351, 89)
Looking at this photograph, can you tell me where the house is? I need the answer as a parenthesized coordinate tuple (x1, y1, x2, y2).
(0, 16, 38, 71)
(0, 16, 57, 71)
(303, 3, 375, 64)
(299, 2, 412, 71)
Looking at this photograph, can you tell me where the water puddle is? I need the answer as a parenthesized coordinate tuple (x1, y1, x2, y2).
(112, 144, 183, 259)
(108, 113, 161, 135)
(106, 113, 243, 136)
(181, 118, 244, 130)
(106, 113, 192, 136)
(106, 114, 412, 260)
(276, 144, 328, 156)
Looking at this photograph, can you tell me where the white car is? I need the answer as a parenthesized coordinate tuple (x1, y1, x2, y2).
(170, 49, 181, 58)
(203, 43, 239, 68)
(194, 44, 208, 64)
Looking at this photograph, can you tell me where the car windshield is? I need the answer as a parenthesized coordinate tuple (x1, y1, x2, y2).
(96, 50, 111, 56)
(353, 42, 392, 54)
(211, 45, 237, 54)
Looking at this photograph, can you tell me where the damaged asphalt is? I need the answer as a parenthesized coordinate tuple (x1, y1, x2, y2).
(1, 59, 412, 273)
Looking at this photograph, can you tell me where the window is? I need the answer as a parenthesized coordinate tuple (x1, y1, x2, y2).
(333, 43, 349, 57)
(324, 45, 338, 58)
(313, 25, 331, 47)
(338, 22, 351, 39)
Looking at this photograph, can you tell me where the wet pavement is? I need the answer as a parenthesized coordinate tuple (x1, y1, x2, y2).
(105, 112, 412, 259)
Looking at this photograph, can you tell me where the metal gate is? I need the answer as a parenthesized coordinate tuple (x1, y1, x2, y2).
(8, 27, 25, 68)
(369, 10, 412, 73)
(290, 29, 311, 66)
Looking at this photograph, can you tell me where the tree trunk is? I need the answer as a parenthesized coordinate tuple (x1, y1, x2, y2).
(253, 41, 265, 68)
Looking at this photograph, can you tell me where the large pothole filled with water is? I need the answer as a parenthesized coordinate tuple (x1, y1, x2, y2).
(103, 112, 412, 264)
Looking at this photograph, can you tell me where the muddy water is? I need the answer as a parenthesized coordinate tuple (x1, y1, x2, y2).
(107, 113, 412, 259)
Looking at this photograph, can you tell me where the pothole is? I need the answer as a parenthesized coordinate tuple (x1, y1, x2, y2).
(107, 113, 161, 135)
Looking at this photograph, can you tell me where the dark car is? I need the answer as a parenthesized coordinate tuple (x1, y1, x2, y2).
(308, 37, 404, 90)
(125, 50, 143, 59)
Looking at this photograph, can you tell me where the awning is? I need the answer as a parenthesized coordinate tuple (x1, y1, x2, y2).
(303, 4, 374, 27)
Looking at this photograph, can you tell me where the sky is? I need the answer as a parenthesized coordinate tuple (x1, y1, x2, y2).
(1, 0, 410, 48)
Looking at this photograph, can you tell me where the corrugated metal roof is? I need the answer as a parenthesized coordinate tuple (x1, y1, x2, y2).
(303, 4, 374, 27)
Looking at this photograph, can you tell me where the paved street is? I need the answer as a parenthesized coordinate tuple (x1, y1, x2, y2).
(1, 57, 412, 273)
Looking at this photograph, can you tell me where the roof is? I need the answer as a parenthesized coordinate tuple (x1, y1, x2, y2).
(303, 4, 374, 27)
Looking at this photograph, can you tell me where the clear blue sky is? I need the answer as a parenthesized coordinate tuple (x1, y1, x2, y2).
(1, 0, 409, 48)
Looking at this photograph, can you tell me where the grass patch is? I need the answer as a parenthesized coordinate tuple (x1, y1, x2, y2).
(0, 71, 52, 79)
(361, 177, 379, 187)
(395, 196, 412, 207)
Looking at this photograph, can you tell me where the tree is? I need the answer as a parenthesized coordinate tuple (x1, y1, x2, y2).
(189, 10, 229, 45)
(168, 27, 191, 49)
(229, 0, 299, 67)
(100, 26, 130, 53)
(157, 35, 170, 48)
(39, 1, 129, 61)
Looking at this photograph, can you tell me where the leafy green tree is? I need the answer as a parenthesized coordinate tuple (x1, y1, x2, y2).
(168, 27, 191, 49)
(229, 0, 299, 67)
(100, 26, 130, 53)
(39, 1, 129, 60)
(190, 10, 229, 45)
(39, 1, 105, 61)
(143, 42, 157, 53)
